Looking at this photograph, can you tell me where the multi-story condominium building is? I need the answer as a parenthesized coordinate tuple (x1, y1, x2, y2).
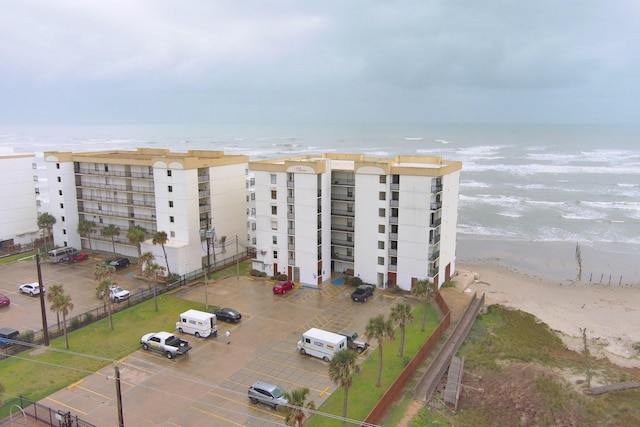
(0, 153, 40, 251)
(43, 149, 249, 276)
(249, 153, 461, 291)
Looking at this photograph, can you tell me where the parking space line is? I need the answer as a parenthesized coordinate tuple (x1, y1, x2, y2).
(190, 404, 245, 426)
(44, 397, 87, 415)
(73, 385, 112, 401)
(319, 386, 331, 397)
(253, 358, 330, 379)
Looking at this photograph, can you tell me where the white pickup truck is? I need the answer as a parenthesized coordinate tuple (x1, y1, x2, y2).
(140, 332, 192, 359)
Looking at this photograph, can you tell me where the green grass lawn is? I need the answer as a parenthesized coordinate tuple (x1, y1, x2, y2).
(307, 302, 440, 426)
(0, 294, 202, 417)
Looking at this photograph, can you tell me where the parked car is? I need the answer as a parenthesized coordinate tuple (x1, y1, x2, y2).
(0, 294, 10, 306)
(247, 381, 288, 410)
(0, 327, 19, 348)
(109, 285, 130, 302)
(351, 284, 374, 302)
(19, 282, 45, 296)
(213, 307, 242, 323)
(65, 251, 89, 263)
(273, 280, 294, 294)
(106, 257, 130, 270)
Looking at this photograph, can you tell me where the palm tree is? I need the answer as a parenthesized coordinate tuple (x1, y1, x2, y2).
(96, 277, 116, 331)
(412, 279, 434, 332)
(391, 302, 414, 357)
(77, 219, 96, 250)
(365, 314, 395, 387)
(95, 262, 116, 282)
(51, 293, 74, 349)
(127, 225, 146, 258)
(101, 224, 121, 254)
(46, 284, 65, 329)
(283, 387, 316, 427)
(37, 212, 56, 252)
(143, 262, 163, 312)
(139, 251, 155, 276)
(152, 231, 171, 276)
(328, 349, 359, 422)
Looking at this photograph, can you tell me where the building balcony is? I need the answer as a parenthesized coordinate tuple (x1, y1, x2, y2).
(287, 228, 295, 236)
(389, 216, 398, 224)
(431, 201, 442, 210)
(390, 200, 399, 207)
(332, 253, 354, 262)
(75, 168, 153, 179)
(332, 179, 355, 186)
(430, 218, 442, 228)
(288, 258, 295, 265)
(76, 182, 155, 193)
(197, 174, 210, 182)
(331, 209, 355, 217)
(388, 249, 397, 256)
(388, 264, 397, 272)
(77, 194, 155, 207)
(428, 250, 440, 261)
(331, 193, 355, 202)
(332, 239, 354, 248)
(429, 268, 438, 277)
(198, 189, 210, 198)
(388, 232, 398, 240)
(287, 197, 295, 204)
(390, 183, 399, 190)
(287, 212, 295, 219)
(331, 223, 354, 232)
(287, 181, 294, 188)
(288, 243, 295, 250)
(79, 207, 157, 222)
(429, 234, 441, 245)
(431, 184, 442, 193)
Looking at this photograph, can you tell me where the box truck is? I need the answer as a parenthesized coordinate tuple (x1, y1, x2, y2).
(297, 328, 347, 361)
(176, 309, 218, 338)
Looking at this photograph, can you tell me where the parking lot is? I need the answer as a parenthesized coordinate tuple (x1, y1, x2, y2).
(0, 253, 148, 334)
(1, 257, 403, 426)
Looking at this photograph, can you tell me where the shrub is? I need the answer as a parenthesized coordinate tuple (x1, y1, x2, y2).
(84, 312, 94, 324)
(166, 273, 180, 284)
(351, 277, 363, 287)
(70, 317, 81, 330)
(17, 329, 34, 343)
(259, 272, 267, 277)
(249, 269, 262, 277)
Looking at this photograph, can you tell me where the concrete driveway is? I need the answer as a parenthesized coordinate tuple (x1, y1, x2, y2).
(34, 275, 403, 426)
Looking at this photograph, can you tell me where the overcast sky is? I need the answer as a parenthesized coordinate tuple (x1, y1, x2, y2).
(1, 1, 638, 125)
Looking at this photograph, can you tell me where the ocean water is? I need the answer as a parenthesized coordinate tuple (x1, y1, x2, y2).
(2, 123, 639, 280)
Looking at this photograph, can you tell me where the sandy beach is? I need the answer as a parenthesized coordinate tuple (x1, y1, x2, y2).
(454, 239, 640, 368)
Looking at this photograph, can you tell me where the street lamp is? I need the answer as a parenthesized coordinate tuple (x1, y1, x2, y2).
(199, 228, 215, 309)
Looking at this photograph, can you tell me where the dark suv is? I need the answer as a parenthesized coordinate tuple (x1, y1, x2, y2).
(107, 258, 130, 270)
(351, 285, 374, 302)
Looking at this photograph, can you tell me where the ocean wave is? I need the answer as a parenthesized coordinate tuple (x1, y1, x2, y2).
(497, 212, 523, 218)
(460, 180, 491, 188)
(463, 163, 640, 175)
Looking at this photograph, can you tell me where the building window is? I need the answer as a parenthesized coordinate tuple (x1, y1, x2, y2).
(379, 191, 386, 201)
(104, 165, 109, 172)
(379, 208, 385, 217)
(58, 190, 63, 196)
(271, 206, 277, 215)
(98, 203, 102, 211)
(35, 188, 40, 195)
(169, 201, 173, 208)
(273, 250, 278, 259)
(271, 190, 277, 200)
(61, 216, 65, 222)
(378, 224, 385, 233)
(32, 163, 37, 170)
(56, 163, 60, 169)
(170, 231, 175, 238)
(63, 229, 67, 235)
(378, 241, 385, 250)
(168, 185, 173, 193)
(378, 257, 384, 265)
(94, 163, 99, 171)
(252, 223, 257, 231)
(251, 193, 255, 200)
(379, 175, 386, 184)
(273, 236, 277, 244)
(252, 237, 257, 244)
(270, 174, 277, 184)
(57, 176, 61, 182)
(105, 177, 109, 185)
(167, 170, 172, 177)
(170, 216, 175, 223)
(271, 220, 278, 230)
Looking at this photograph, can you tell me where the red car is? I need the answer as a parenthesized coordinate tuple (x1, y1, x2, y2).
(0, 294, 9, 307)
(67, 252, 89, 263)
(272, 281, 294, 294)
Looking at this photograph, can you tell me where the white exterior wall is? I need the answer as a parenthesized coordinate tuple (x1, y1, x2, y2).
(289, 167, 320, 285)
(45, 159, 80, 249)
(353, 168, 388, 286)
(394, 175, 431, 289)
(252, 169, 279, 276)
(0, 155, 39, 246)
(438, 170, 460, 282)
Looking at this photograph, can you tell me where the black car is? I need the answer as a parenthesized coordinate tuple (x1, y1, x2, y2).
(351, 285, 375, 303)
(106, 257, 130, 270)
(213, 307, 242, 323)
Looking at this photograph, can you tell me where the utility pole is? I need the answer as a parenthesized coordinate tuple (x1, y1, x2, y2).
(36, 252, 50, 346)
(236, 235, 239, 281)
(200, 228, 214, 309)
(115, 365, 124, 427)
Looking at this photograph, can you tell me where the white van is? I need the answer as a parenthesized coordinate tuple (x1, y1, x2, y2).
(48, 247, 77, 263)
(176, 309, 218, 338)
(297, 328, 347, 361)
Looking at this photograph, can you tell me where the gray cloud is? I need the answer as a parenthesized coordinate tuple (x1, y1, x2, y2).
(0, 0, 638, 124)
